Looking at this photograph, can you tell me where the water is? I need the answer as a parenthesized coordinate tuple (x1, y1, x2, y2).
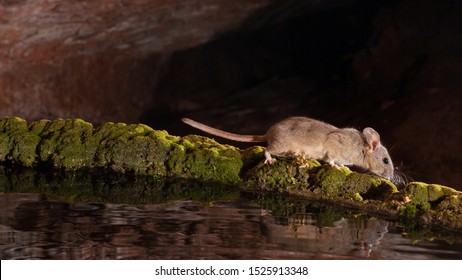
(0, 169, 461, 260)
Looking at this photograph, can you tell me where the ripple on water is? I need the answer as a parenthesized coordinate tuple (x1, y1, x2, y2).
(0, 193, 461, 260)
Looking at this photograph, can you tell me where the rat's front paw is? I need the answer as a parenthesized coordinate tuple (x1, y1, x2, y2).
(264, 151, 277, 165)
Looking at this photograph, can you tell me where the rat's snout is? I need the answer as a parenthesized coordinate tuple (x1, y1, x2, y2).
(367, 156, 394, 181)
(383, 165, 395, 181)
(379, 161, 394, 181)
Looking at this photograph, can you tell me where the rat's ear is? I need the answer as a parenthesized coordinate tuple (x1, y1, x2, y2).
(363, 127, 381, 152)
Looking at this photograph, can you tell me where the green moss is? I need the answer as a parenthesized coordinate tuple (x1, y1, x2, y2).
(246, 159, 295, 190)
(436, 194, 461, 211)
(404, 182, 461, 204)
(0, 117, 29, 131)
(310, 165, 397, 201)
(246, 159, 397, 201)
(36, 118, 97, 169)
(241, 146, 265, 171)
(398, 201, 431, 229)
(29, 119, 50, 135)
(349, 174, 398, 200)
(0, 117, 41, 166)
(93, 123, 173, 175)
(166, 142, 187, 174)
(399, 203, 417, 220)
(352, 192, 364, 202)
(345, 173, 380, 193)
(0, 132, 9, 161)
(14, 132, 40, 166)
(179, 135, 243, 184)
(314, 165, 350, 196)
(1, 118, 246, 184)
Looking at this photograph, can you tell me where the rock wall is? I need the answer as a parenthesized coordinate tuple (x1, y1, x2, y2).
(0, 0, 283, 123)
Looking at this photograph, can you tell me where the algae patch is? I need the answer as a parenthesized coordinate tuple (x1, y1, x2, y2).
(1, 117, 462, 233)
(93, 122, 172, 175)
(404, 182, 459, 204)
(178, 135, 243, 184)
(400, 182, 462, 231)
(245, 159, 397, 203)
(34, 119, 97, 169)
(0, 118, 244, 184)
(0, 117, 41, 166)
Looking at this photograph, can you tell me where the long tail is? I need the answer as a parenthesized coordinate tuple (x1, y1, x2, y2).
(181, 118, 266, 142)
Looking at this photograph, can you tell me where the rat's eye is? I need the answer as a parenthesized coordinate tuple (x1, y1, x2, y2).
(383, 158, 389, 164)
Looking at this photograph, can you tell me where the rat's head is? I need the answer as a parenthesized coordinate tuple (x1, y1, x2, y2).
(362, 127, 394, 180)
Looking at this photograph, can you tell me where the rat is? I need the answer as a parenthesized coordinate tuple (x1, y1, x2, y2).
(181, 116, 394, 180)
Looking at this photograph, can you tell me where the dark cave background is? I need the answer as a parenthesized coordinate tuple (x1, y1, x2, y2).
(1, 0, 461, 189)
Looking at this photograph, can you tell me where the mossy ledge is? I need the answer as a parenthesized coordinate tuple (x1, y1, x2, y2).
(1, 117, 461, 232)
(0, 117, 242, 184)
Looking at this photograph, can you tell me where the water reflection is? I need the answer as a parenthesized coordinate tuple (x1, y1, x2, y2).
(1, 193, 461, 259)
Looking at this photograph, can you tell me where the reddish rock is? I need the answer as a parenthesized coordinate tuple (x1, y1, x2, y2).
(0, 0, 274, 123)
